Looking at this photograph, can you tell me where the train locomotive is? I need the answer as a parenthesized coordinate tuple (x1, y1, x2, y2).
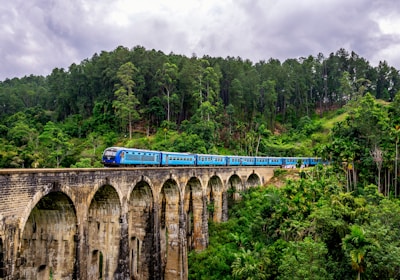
(101, 147, 325, 168)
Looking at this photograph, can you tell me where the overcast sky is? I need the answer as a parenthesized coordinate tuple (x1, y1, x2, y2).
(1, 0, 400, 81)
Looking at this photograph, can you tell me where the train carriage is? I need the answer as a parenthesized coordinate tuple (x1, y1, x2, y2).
(102, 147, 327, 168)
(255, 156, 270, 166)
(268, 157, 284, 166)
(102, 147, 161, 166)
(102, 147, 121, 166)
(283, 157, 302, 167)
(160, 151, 196, 166)
(227, 156, 255, 166)
(196, 154, 227, 166)
(309, 157, 324, 166)
(227, 156, 242, 166)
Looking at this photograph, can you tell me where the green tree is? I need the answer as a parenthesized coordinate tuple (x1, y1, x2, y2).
(231, 245, 271, 280)
(278, 237, 332, 280)
(113, 62, 140, 139)
(339, 71, 354, 104)
(38, 121, 71, 167)
(342, 225, 375, 280)
(156, 62, 178, 123)
(259, 80, 277, 131)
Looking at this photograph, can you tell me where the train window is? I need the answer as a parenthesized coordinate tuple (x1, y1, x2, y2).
(104, 150, 116, 156)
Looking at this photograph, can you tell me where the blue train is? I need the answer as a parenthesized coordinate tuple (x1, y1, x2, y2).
(101, 147, 325, 167)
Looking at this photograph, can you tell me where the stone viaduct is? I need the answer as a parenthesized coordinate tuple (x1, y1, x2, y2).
(0, 166, 274, 280)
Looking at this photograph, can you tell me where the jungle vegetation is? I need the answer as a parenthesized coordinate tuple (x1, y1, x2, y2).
(2, 45, 400, 279)
(0, 46, 399, 169)
(189, 167, 400, 280)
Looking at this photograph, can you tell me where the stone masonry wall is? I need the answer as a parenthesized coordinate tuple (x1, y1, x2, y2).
(0, 166, 274, 279)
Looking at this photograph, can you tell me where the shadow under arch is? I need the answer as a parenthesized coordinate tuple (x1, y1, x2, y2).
(206, 175, 223, 223)
(184, 177, 204, 251)
(87, 184, 121, 280)
(0, 237, 4, 277)
(228, 174, 243, 200)
(18, 191, 77, 280)
(128, 180, 154, 279)
(159, 178, 181, 279)
(246, 173, 261, 188)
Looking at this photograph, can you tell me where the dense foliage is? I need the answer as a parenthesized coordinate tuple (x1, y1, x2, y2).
(1, 46, 399, 168)
(2, 45, 400, 278)
(189, 167, 400, 279)
(322, 93, 400, 197)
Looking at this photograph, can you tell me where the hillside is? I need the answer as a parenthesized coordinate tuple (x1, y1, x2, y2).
(0, 47, 400, 168)
(189, 163, 400, 280)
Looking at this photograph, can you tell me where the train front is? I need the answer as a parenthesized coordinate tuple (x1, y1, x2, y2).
(102, 147, 120, 166)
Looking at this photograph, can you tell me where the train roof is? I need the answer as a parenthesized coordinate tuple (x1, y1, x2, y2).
(104, 147, 160, 152)
(197, 153, 226, 157)
(161, 151, 193, 156)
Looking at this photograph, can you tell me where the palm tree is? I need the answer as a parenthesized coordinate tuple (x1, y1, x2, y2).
(342, 225, 375, 280)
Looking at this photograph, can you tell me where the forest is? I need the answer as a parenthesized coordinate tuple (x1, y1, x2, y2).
(2, 45, 400, 278)
(0, 46, 399, 168)
(189, 167, 400, 280)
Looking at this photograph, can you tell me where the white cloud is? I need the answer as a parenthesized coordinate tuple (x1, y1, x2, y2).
(1, 0, 400, 80)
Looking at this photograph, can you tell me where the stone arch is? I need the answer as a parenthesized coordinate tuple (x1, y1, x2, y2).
(18, 191, 77, 280)
(19, 182, 76, 234)
(128, 180, 154, 279)
(87, 184, 121, 280)
(159, 178, 181, 279)
(228, 174, 243, 201)
(87, 181, 125, 210)
(246, 172, 261, 188)
(184, 177, 204, 251)
(206, 176, 224, 223)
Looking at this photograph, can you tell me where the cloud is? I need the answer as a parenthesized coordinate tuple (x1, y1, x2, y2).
(1, 0, 400, 81)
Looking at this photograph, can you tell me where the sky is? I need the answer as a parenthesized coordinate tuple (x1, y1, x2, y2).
(1, 0, 400, 81)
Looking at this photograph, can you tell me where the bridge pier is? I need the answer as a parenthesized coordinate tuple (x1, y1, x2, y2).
(0, 166, 274, 279)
